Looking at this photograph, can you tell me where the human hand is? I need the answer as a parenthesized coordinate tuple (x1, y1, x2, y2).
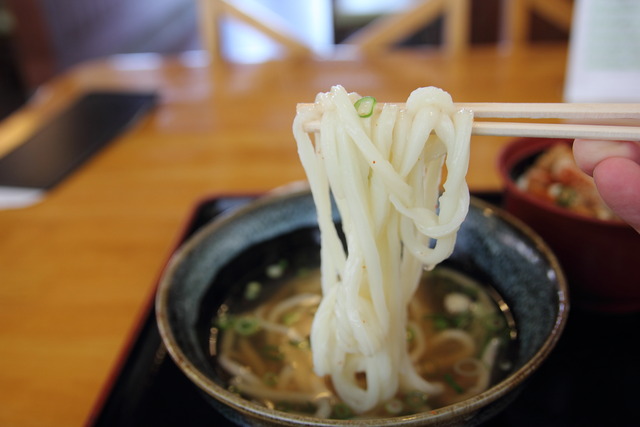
(573, 139, 640, 232)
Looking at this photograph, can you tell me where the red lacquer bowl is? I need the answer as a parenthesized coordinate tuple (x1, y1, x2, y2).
(498, 138, 640, 312)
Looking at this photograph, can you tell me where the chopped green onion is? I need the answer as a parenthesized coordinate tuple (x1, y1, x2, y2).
(425, 312, 472, 330)
(331, 402, 353, 419)
(215, 314, 235, 330)
(266, 259, 288, 278)
(424, 313, 450, 331)
(556, 186, 577, 207)
(404, 390, 428, 408)
(244, 281, 262, 300)
(262, 371, 278, 387)
(233, 316, 261, 336)
(444, 373, 465, 394)
(384, 398, 404, 414)
(289, 338, 310, 350)
(406, 326, 415, 342)
(354, 96, 377, 118)
(261, 344, 284, 361)
(282, 311, 301, 326)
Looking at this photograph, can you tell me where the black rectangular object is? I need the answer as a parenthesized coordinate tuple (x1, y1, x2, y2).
(0, 91, 157, 190)
(88, 193, 640, 427)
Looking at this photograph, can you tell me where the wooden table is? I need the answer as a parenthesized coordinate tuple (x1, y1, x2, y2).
(0, 44, 568, 426)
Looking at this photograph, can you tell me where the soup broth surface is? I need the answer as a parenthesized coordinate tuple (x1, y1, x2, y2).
(209, 260, 517, 420)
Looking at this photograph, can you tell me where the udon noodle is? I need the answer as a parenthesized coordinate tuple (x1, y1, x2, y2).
(289, 86, 474, 412)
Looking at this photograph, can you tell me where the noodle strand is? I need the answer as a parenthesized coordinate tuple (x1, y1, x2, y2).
(294, 85, 473, 413)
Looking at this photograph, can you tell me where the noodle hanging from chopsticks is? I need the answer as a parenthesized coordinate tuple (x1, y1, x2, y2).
(293, 85, 473, 413)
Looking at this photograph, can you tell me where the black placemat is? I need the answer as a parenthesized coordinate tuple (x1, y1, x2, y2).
(88, 194, 640, 427)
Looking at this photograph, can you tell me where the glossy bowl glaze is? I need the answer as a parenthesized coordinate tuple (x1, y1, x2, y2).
(156, 188, 568, 426)
(498, 138, 640, 312)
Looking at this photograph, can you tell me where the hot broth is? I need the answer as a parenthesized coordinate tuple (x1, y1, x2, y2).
(209, 261, 517, 420)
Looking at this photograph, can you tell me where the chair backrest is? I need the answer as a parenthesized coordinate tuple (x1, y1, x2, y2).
(197, 0, 336, 63)
(196, 0, 573, 61)
(345, 0, 573, 55)
(500, 0, 573, 50)
(343, 0, 470, 56)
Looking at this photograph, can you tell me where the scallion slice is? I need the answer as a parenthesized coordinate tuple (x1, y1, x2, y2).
(354, 96, 377, 118)
(233, 316, 261, 336)
(266, 259, 288, 278)
(444, 373, 465, 394)
(289, 338, 310, 350)
(215, 314, 234, 330)
(406, 326, 415, 342)
(331, 402, 353, 419)
(244, 281, 262, 300)
(282, 311, 301, 326)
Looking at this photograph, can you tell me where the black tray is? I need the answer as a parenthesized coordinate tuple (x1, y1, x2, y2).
(88, 194, 639, 427)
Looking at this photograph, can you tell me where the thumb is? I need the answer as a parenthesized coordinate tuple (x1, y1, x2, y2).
(592, 156, 640, 233)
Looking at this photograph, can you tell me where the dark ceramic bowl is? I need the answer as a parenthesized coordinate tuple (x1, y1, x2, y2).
(498, 138, 640, 312)
(156, 188, 568, 426)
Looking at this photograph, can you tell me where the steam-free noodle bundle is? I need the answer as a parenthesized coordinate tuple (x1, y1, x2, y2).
(291, 86, 473, 412)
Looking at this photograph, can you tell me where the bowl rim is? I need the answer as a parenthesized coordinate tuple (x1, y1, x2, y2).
(497, 137, 629, 228)
(155, 188, 569, 426)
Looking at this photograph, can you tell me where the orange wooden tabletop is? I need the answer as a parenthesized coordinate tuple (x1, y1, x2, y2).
(0, 44, 568, 426)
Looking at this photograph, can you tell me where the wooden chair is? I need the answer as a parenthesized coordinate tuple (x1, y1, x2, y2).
(196, 0, 314, 62)
(500, 0, 573, 50)
(343, 0, 471, 56)
(344, 0, 573, 55)
(196, 0, 573, 61)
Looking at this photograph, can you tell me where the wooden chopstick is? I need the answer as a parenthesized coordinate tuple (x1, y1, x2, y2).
(472, 122, 640, 140)
(453, 103, 640, 120)
(298, 102, 640, 141)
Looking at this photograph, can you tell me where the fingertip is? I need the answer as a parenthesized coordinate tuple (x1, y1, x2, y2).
(592, 157, 640, 232)
(572, 139, 590, 173)
(572, 139, 640, 177)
